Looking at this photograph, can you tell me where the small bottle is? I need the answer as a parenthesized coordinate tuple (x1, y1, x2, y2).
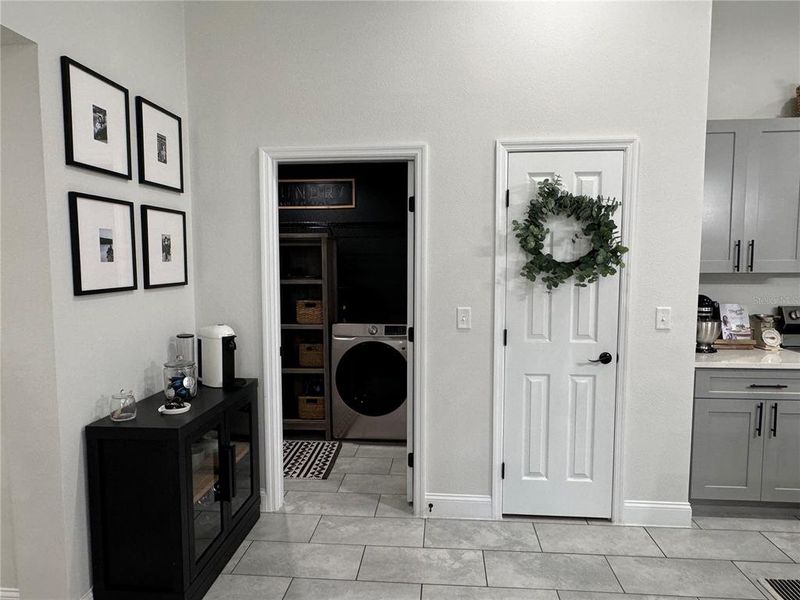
(110, 389, 136, 421)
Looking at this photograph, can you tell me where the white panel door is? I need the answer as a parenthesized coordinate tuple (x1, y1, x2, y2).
(502, 150, 624, 518)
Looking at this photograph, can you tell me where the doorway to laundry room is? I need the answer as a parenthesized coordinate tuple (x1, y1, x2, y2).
(271, 158, 417, 510)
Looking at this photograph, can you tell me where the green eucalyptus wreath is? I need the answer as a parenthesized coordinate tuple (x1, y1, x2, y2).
(512, 177, 628, 290)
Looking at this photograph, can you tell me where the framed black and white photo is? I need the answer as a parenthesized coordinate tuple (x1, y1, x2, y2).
(61, 57, 132, 179)
(135, 97, 184, 192)
(141, 205, 187, 288)
(68, 192, 137, 295)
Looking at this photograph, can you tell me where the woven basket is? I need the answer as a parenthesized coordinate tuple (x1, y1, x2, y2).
(296, 300, 323, 324)
(298, 395, 325, 419)
(299, 343, 323, 367)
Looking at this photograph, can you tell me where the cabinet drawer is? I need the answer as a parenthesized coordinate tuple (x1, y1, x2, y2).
(696, 369, 800, 400)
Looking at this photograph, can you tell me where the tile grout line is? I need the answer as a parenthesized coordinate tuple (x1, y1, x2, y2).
(757, 530, 796, 563)
(306, 514, 324, 543)
(228, 539, 253, 574)
(643, 526, 668, 558)
(280, 577, 293, 600)
(604, 554, 627, 594)
(730, 559, 772, 600)
(354, 544, 367, 582)
(531, 521, 542, 551)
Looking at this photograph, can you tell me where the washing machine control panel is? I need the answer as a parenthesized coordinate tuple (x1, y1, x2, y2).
(384, 325, 407, 337)
(368, 325, 379, 335)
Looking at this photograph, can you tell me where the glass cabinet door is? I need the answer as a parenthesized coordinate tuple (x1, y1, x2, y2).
(190, 426, 223, 562)
(229, 400, 255, 518)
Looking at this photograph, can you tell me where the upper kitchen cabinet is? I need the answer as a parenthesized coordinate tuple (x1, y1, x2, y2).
(701, 118, 800, 274)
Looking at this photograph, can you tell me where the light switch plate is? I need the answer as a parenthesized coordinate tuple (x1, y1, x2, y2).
(656, 306, 672, 330)
(456, 306, 472, 330)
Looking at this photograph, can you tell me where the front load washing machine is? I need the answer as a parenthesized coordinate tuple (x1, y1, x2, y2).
(332, 323, 407, 440)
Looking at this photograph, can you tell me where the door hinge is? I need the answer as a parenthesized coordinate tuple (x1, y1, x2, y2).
(408, 326, 414, 343)
(407, 452, 413, 468)
(501, 462, 505, 479)
(408, 195, 415, 213)
(505, 189, 509, 208)
(503, 329, 507, 346)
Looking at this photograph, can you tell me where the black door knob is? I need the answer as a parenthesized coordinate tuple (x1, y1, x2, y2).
(589, 352, 613, 365)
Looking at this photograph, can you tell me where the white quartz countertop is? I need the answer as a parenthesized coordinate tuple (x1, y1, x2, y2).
(696, 348, 800, 370)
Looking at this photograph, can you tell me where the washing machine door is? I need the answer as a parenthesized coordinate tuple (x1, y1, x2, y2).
(335, 341, 406, 416)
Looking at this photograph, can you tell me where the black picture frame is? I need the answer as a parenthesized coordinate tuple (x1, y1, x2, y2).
(135, 97, 184, 193)
(278, 179, 356, 209)
(141, 204, 188, 289)
(61, 56, 132, 179)
(68, 192, 137, 295)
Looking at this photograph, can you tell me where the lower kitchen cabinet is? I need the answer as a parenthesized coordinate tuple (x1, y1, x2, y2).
(86, 379, 260, 600)
(691, 369, 800, 503)
(761, 400, 800, 502)
(691, 398, 765, 501)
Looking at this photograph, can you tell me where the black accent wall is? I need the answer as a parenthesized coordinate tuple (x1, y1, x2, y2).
(278, 162, 408, 324)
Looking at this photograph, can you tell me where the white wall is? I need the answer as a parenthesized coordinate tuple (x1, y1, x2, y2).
(708, 0, 800, 119)
(185, 2, 712, 515)
(0, 4, 193, 598)
(1, 29, 69, 599)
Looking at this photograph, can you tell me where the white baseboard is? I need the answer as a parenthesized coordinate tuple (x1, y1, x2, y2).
(621, 500, 693, 527)
(425, 493, 493, 519)
(0, 586, 92, 599)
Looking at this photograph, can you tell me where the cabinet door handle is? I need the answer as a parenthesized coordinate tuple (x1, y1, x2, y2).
(747, 240, 755, 272)
(733, 240, 741, 272)
(770, 403, 778, 437)
(755, 402, 764, 437)
(748, 384, 789, 389)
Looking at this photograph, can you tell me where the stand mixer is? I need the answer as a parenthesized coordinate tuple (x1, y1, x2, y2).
(696, 295, 721, 353)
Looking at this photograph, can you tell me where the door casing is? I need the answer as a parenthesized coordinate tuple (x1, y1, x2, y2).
(492, 138, 639, 521)
(258, 144, 428, 515)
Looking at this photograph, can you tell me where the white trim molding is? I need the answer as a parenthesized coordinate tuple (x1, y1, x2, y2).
(425, 494, 494, 519)
(621, 500, 693, 528)
(0, 588, 20, 599)
(492, 138, 640, 522)
(258, 144, 429, 516)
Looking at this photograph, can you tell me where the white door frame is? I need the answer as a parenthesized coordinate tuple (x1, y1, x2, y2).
(492, 138, 639, 521)
(258, 144, 429, 515)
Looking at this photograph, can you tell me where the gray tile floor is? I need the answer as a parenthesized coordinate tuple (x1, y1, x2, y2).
(205, 441, 800, 600)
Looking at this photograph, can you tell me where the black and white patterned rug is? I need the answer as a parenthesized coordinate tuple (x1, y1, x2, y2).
(283, 440, 341, 479)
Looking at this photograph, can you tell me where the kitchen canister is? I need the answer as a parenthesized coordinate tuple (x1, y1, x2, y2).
(110, 389, 137, 422)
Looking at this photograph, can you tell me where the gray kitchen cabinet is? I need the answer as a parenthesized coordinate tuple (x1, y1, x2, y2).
(761, 400, 800, 502)
(691, 398, 764, 501)
(692, 369, 800, 503)
(701, 118, 800, 274)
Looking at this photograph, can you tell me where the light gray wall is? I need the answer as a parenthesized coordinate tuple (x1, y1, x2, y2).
(1, 30, 70, 598)
(0, 4, 193, 597)
(704, 0, 800, 312)
(708, 0, 800, 119)
(185, 2, 712, 507)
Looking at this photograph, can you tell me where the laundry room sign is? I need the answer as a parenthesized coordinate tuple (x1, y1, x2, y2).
(278, 178, 356, 209)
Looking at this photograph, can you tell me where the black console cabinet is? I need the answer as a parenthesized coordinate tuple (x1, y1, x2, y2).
(86, 379, 260, 600)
